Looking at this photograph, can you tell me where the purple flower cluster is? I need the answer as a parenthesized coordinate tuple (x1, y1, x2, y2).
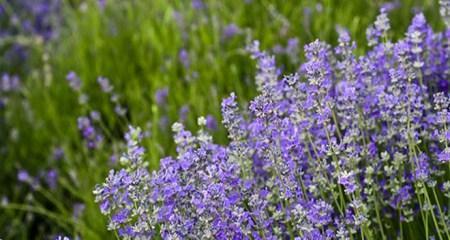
(222, 23, 241, 40)
(97, 76, 127, 116)
(77, 116, 103, 149)
(0, 0, 61, 66)
(0, 74, 20, 92)
(366, 8, 391, 46)
(95, 10, 450, 239)
(0, 73, 20, 107)
(17, 168, 58, 190)
(65, 71, 92, 105)
(178, 49, 190, 69)
(97, 77, 114, 94)
(66, 72, 81, 91)
(0, 0, 60, 40)
(154, 87, 169, 107)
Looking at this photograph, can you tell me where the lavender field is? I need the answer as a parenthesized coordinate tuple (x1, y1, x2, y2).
(1, 0, 450, 239)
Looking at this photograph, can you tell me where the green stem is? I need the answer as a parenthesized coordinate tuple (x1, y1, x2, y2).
(374, 198, 386, 240)
(1, 203, 73, 232)
(423, 189, 443, 240)
(431, 187, 450, 238)
(399, 209, 403, 240)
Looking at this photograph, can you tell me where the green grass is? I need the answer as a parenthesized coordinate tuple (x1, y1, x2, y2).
(0, 0, 445, 238)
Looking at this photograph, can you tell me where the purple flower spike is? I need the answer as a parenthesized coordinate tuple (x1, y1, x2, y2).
(155, 87, 169, 107)
(179, 49, 190, 69)
(66, 71, 81, 91)
(97, 77, 113, 93)
(223, 23, 240, 40)
(77, 116, 103, 149)
(18, 169, 31, 183)
(206, 115, 218, 131)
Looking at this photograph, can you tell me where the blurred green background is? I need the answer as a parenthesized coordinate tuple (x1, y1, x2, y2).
(0, 0, 445, 238)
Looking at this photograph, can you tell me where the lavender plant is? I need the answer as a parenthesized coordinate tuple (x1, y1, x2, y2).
(0, 0, 60, 70)
(94, 6, 450, 240)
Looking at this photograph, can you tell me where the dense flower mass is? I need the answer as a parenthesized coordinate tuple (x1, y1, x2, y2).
(95, 8, 450, 239)
(0, 0, 60, 40)
(0, 0, 60, 67)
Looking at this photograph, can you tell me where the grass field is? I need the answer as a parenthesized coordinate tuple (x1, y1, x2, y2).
(0, 0, 446, 238)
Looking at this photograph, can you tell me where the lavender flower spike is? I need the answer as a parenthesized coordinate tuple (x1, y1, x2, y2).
(66, 71, 81, 91)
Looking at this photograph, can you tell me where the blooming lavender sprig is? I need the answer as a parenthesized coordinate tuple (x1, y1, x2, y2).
(94, 126, 154, 238)
(191, 0, 204, 10)
(96, 9, 450, 239)
(205, 114, 218, 131)
(0, 73, 21, 107)
(222, 23, 241, 40)
(13, 167, 57, 200)
(246, 40, 279, 91)
(154, 87, 169, 107)
(366, 8, 391, 46)
(77, 116, 103, 149)
(1, 74, 21, 92)
(97, 77, 114, 93)
(66, 72, 81, 91)
(179, 49, 190, 69)
(178, 104, 190, 122)
(95, 76, 128, 117)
